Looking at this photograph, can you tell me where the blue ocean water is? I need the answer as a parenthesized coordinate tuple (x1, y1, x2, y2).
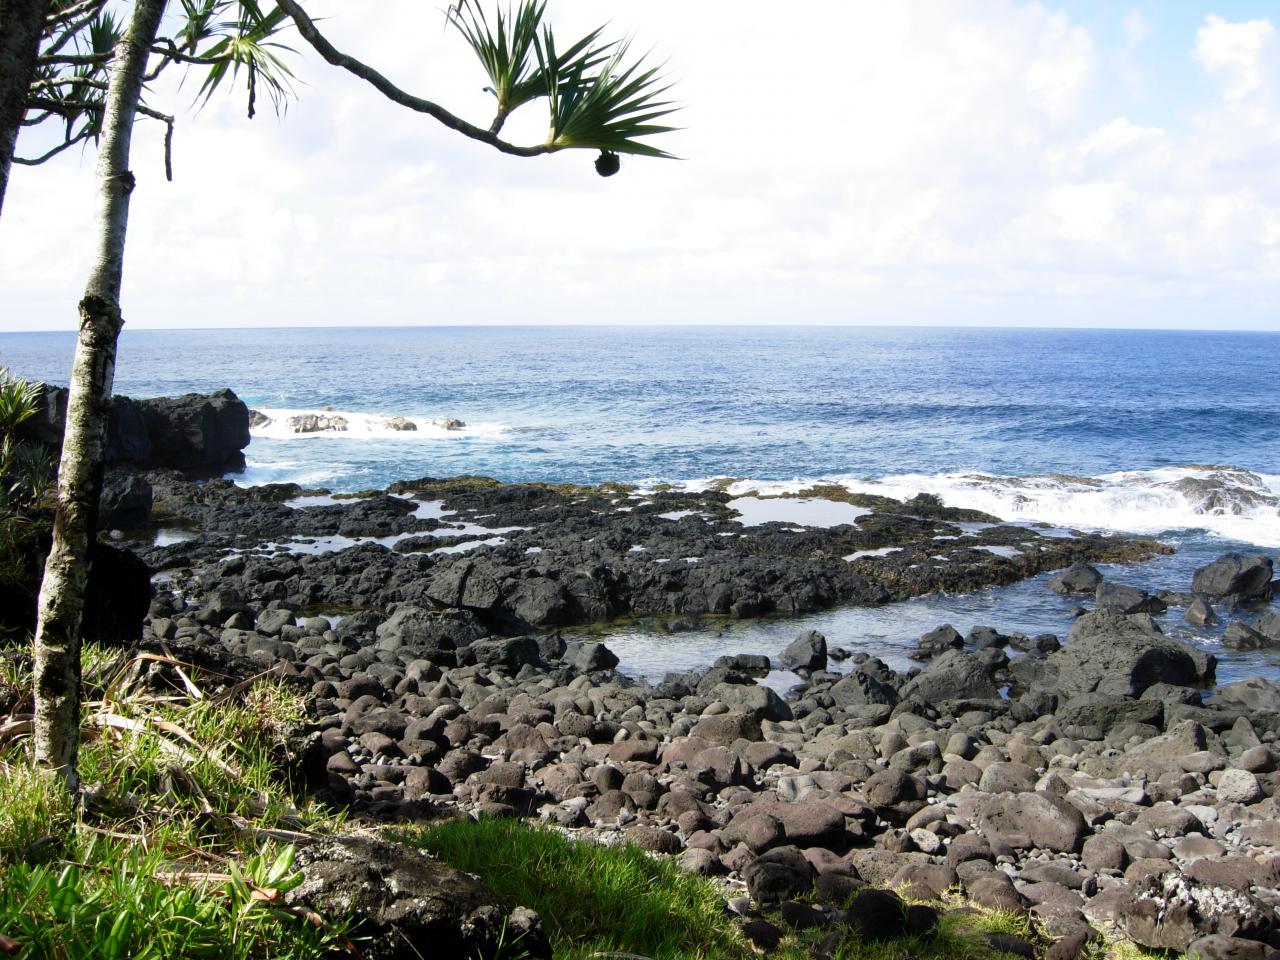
(4, 325, 1278, 490)
(4, 325, 1279, 685)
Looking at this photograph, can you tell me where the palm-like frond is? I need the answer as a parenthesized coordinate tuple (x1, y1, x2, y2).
(448, 0, 609, 126)
(447, 0, 543, 116)
(84, 9, 122, 57)
(177, 0, 222, 53)
(191, 3, 297, 118)
(536, 31, 678, 157)
(0, 371, 42, 438)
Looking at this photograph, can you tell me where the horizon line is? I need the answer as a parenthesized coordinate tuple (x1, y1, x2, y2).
(2, 321, 1279, 335)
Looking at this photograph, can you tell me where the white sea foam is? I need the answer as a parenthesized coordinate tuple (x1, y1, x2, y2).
(681, 466, 1280, 549)
(249, 407, 508, 441)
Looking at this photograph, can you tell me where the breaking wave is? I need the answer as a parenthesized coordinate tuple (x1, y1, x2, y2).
(683, 465, 1280, 548)
(248, 407, 509, 441)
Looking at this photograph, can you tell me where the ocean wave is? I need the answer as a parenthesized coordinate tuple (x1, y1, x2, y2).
(248, 407, 509, 441)
(680, 466, 1280, 549)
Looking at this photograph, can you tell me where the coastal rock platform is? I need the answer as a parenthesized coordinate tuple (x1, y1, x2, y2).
(107, 471, 1280, 957)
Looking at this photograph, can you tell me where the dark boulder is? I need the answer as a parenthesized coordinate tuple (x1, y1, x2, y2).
(1095, 582, 1166, 615)
(1221, 623, 1280, 651)
(742, 845, 815, 904)
(108, 395, 152, 464)
(1252, 611, 1280, 643)
(829, 668, 899, 708)
(15, 382, 68, 446)
(1192, 554, 1274, 601)
(468, 636, 542, 673)
(1187, 596, 1218, 627)
(1031, 612, 1213, 699)
(978, 792, 1088, 853)
(844, 888, 910, 941)
(138, 389, 250, 475)
(285, 835, 551, 960)
(1210, 678, 1280, 714)
(99, 470, 153, 529)
(21, 385, 250, 476)
(1048, 561, 1102, 596)
(913, 624, 964, 659)
(563, 641, 619, 673)
(777, 629, 827, 673)
(0, 533, 149, 648)
(899, 650, 997, 702)
(374, 606, 487, 659)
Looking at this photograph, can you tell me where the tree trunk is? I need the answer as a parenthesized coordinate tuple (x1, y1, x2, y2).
(0, 0, 53, 219)
(33, 0, 167, 793)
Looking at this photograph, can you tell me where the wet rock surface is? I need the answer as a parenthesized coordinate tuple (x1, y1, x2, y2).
(136, 474, 1170, 631)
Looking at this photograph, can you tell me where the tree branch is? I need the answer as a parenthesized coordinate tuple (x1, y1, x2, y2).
(274, 0, 555, 158)
(14, 130, 93, 165)
(22, 97, 171, 178)
(30, 75, 108, 92)
(149, 39, 223, 68)
(45, 0, 105, 30)
(38, 52, 110, 67)
(26, 95, 99, 111)
(41, 4, 109, 60)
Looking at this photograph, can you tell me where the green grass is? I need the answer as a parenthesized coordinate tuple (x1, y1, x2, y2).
(0, 646, 351, 959)
(405, 816, 744, 960)
(402, 817, 1059, 960)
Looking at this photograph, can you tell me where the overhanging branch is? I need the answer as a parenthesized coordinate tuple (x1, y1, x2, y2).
(13, 130, 93, 165)
(274, 0, 555, 158)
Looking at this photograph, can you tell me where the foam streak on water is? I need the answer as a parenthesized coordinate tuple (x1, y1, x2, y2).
(250, 407, 509, 441)
(678, 466, 1280, 548)
(845, 466, 1280, 547)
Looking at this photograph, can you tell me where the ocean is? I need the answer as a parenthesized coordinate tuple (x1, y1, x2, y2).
(3, 325, 1279, 686)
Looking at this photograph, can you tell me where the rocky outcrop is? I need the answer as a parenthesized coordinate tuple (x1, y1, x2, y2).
(288, 414, 348, 434)
(777, 630, 827, 674)
(139, 390, 250, 473)
(1019, 612, 1214, 699)
(135, 476, 1173, 633)
(21, 385, 251, 477)
(99, 470, 153, 528)
(1048, 560, 1102, 596)
(1193, 554, 1274, 602)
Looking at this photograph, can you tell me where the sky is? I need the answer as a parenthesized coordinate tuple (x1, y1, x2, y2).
(2, 1, 1280, 332)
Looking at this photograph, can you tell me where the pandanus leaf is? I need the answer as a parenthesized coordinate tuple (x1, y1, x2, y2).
(536, 30, 678, 158)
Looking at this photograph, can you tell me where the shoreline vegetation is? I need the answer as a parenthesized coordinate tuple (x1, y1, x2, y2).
(2, 387, 1279, 959)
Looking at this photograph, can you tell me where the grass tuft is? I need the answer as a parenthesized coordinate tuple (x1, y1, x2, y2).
(0, 645, 350, 959)
(404, 816, 748, 960)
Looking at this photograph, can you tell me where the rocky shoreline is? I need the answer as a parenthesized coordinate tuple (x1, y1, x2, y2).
(116, 469, 1276, 959)
(11, 388, 1280, 959)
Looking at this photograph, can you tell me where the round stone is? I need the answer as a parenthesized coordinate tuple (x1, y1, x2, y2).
(1216, 768, 1262, 805)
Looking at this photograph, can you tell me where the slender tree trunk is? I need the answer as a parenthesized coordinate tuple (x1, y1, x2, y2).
(0, 0, 53, 219)
(33, 0, 167, 792)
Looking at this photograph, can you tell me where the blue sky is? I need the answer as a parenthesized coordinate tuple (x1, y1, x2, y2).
(2, 0, 1279, 331)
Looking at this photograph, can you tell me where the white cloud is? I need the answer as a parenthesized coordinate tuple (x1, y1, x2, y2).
(1123, 10, 1151, 49)
(2, 2, 1280, 330)
(1195, 14, 1276, 102)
